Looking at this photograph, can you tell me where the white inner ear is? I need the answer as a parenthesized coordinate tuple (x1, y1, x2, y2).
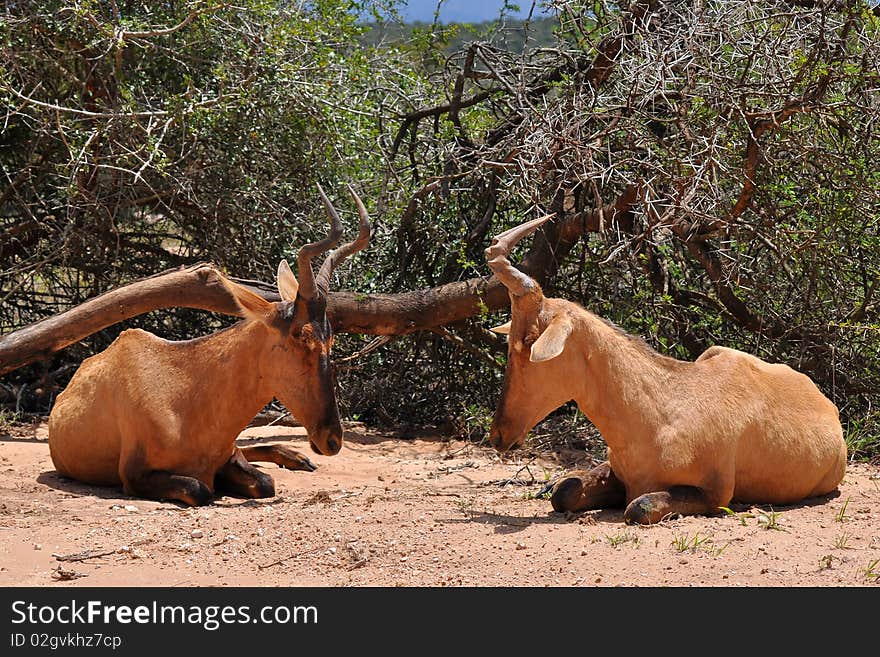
(277, 259, 300, 301)
(222, 278, 275, 325)
(529, 316, 572, 363)
(490, 320, 511, 335)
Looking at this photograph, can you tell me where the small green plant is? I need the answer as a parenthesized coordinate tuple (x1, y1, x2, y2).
(671, 533, 729, 556)
(833, 532, 853, 549)
(455, 497, 475, 515)
(719, 506, 754, 526)
(862, 559, 880, 583)
(534, 469, 554, 500)
(756, 508, 787, 531)
(711, 542, 731, 557)
(520, 489, 542, 501)
(672, 533, 707, 553)
(605, 529, 640, 548)
(0, 408, 21, 434)
(834, 497, 851, 523)
(459, 402, 493, 441)
(844, 413, 880, 461)
(720, 506, 787, 531)
(819, 554, 840, 570)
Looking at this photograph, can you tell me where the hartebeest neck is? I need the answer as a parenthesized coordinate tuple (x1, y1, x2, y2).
(175, 320, 278, 439)
(568, 310, 686, 452)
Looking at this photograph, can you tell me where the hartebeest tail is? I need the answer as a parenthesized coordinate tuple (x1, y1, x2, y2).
(485, 215, 847, 524)
(48, 185, 372, 506)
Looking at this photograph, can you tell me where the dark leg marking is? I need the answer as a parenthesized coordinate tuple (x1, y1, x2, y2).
(124, 471, 213, 507)
(623, 485, 719, 525)
(240, 444, 317, 472)
(214, 448, 276, 499)
(121, 443, 213, 506)
(545, 461, 626, 513)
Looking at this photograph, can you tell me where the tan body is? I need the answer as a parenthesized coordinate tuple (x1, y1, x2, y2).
(49, 322, 293, 490)
(515, 301, 845, 508)
(485, 215, 846, 523)
(47, 184, 371, 506)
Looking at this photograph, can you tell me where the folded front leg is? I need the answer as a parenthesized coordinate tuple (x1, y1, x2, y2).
(239, 444, 317, 471)
(545, 461, 626, 513)
(623, 486, 720, 524)
(123, 470, 214, 506)
(215, 448, 276, 499)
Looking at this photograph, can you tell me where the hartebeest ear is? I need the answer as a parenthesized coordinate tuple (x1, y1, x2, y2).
(276, 259, 300, 301)
(530, 314, 572, 363)
(490, 321, 511, 335)
(222, 278, 276, 325)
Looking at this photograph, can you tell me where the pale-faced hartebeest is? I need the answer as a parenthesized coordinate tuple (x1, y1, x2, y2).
(48, 185, 371, 506)
(484, 215, 847, 524)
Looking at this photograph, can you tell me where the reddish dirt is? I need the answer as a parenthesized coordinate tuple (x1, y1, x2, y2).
(1, 421, 878, 587)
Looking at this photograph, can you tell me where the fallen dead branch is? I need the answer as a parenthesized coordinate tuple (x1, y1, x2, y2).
(52, 565, 87, 581)
(52, 538, 152, 562)
(246, 410, 301, 428)
(481, 464, 542, 488)
(52, 548, 117, 562)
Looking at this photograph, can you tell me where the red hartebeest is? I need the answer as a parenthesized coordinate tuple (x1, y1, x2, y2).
(485, 215, 847, 524)
(47, 185, 371, 506)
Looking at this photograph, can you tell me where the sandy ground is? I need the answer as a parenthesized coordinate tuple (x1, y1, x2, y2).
(1, 420, 878, 587)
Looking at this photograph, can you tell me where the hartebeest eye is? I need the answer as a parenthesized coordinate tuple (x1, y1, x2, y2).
(290, 323, 330, 353)
(293, 335, 321, 351)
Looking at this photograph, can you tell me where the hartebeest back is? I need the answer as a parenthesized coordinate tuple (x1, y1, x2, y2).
(485, 215, 847, 524)
(47, 185, 371, 506)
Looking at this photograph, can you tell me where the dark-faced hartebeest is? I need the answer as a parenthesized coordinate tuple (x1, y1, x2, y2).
(48, 185, 371, 506)
(484, 215, 847, 524)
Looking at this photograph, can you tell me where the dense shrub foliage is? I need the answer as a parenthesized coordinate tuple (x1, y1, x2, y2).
(2, 1, 878, 459)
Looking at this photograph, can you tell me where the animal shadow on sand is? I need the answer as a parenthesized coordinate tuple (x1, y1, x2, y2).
(37, 470, 141, 503)
(439, 487, 842, 535)
(720, 489, 841, 514)
(36, 468, 292, 509)
(30, 424, 380, 507)
(438, 504, 625, 535)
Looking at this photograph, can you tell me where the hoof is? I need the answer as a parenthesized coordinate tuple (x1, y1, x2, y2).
(252, 474, 276, 499)
(289, 456, 317, 472)
(623, 495, 658, 525)
(275, 447, 318, 472)
(185, 481, 215, 507)
(550, 477, 584, 513)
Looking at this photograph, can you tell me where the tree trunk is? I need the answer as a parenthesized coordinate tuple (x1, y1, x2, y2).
(0, 189, 639, 377)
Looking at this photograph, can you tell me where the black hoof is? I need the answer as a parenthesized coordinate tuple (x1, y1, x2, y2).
(550, 477, 584, 513)
(187, 481, 215, 506)
(253, 474, 276, 499)
(284, 456, 317, 472)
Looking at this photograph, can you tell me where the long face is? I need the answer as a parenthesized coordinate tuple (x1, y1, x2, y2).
(274, 298, 343, 456)
(230, 183, 371, 458)
(489, 299, 576, 452)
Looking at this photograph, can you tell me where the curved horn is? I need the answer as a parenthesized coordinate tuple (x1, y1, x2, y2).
(316, 185, 372, 297)
(484, 214, 554, 296)
(297, 183, 344, 301)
